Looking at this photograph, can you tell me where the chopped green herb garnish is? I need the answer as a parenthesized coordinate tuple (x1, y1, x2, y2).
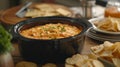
(61, 26, 66, 32)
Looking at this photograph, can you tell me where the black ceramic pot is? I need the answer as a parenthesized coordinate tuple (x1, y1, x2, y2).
(12, 16, 91, 63)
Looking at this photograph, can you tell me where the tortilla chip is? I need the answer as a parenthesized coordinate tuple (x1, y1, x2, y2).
(91, 45, 104, 54)
(112, 58, 120, 67)
(92, 60, 104, 67)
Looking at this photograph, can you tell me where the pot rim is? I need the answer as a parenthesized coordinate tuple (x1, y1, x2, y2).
(12, 16, 91, 41)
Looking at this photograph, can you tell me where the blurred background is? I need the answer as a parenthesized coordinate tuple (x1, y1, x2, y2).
(0, 0, 80, 10)
(0, 0, 108, 10)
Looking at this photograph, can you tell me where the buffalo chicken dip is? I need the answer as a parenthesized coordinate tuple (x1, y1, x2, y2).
(20, 23, 81, 39)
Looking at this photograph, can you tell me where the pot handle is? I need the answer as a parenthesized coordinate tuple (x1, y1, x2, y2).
(9, 25, 19, 42)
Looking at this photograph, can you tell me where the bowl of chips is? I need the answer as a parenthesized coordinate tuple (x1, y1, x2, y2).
(89, 17, 120, 35)
(91, 41, 120, 67)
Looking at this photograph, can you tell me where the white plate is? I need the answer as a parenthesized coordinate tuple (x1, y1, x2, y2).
(86, 28, 120, 42)
(89, 17, 120, 35)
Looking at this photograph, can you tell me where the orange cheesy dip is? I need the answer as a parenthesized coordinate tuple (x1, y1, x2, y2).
(20, 23, 81, 39)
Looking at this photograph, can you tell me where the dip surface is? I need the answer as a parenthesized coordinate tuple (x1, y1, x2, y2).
(20, 23, 82, 39)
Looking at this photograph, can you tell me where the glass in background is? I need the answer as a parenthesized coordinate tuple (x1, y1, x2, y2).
(79, 0, 96, 19)
(104, 0, 120, 18)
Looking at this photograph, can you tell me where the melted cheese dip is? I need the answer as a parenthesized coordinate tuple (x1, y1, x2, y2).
(20, 23, 82, 39)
